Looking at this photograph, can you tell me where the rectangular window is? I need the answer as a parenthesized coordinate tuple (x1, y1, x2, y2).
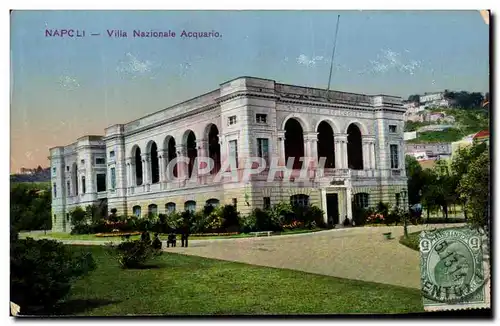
(67, 181, 71, 196)
(232, 198, 237, 210)
(228, 115, 237, 125)
(66, 166, 70, 172)
(110, 167, 116, 190)
(53, 183, 57, 198)
(229, 140, 238, 168)
(81, 159, 85, 165)
(95, 157, 106, 165)
(109, 151, 115, 158)
(390, 144, 399, 169)
(263, 197, 271, 210)
(52, 167, 56, 173)
(96, 174, 106, 192)
(256, 114, 267, 124)
(389, 125, 397, 133)
(395, 193, 401, 207)
(257, 138, 269, 162)
(82, 176, 86, 194)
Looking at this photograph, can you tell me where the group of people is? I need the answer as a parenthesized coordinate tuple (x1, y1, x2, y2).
(139, 230, 189, 249)
(166, 231, 190, 248)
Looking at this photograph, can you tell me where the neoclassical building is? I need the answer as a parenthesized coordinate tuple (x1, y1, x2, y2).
(50, 76, 408, 232)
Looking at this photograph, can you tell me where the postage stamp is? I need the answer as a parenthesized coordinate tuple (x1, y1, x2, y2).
(420, 226, 491, 311)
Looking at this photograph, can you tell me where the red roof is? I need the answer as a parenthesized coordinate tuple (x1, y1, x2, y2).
(474, 130, 490, 139)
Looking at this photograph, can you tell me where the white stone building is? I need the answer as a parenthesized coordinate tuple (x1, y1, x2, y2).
(49, 76, 408, 232)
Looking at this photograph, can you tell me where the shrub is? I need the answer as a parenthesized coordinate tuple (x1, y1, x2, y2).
(352, 206, 369, 226)
(304, 206, 326, 228)
(10, 238, 96, 312)
(70, 207, 87, 227)
(114, 239, 161, 269)
(272, 202, 294, 224)
(190, 211, 208, 233)
(220, 205, 240, 230)
(254, 208, 282, 232)
(239, 213, 257, 233)
(206, 209, 224, 232)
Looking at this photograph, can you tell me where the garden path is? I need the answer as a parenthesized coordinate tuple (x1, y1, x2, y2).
(167, 223, 464, 289)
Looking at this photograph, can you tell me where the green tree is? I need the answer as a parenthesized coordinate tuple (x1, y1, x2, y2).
(450, 142, 488, 219)
(407, 94, 420, 103)
(405, 155, 424, 206)
(458, 149, 490, 228)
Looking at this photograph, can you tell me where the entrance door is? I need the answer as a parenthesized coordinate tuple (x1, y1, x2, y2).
(326, 193, 339, 226)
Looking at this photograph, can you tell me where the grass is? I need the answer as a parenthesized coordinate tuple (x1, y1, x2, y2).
(20, 228, 326, 242)
(399, 231, 421, 251)
(45, 245, 424, 315)
(399, 225, 465, 251)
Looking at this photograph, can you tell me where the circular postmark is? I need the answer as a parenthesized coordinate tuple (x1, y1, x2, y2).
(420, 228, 487, 303)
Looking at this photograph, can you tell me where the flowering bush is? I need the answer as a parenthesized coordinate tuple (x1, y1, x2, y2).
(366, 213, 385, 224)
(282, 220, 304, 230)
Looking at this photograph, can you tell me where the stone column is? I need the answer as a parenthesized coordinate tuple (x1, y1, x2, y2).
(141, 153, 150, 185)
(336, 134, 348, 169)
(158, 150, 167, 183)
(277, 131, 285, 165)
(346, 187, 353, 222)
(370, 141, 376, 170)
(125, 158, 132, 189)
(362, 136, 374, 170)
(176, 144, 187, 181)
(334, 139, 342, 169)
(320, 188, 328, 225)
(197, 138, 209, 173)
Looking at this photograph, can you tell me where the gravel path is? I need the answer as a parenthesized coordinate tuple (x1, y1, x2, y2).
(164, 224, 464, 289)
(25, 224, 463, 289)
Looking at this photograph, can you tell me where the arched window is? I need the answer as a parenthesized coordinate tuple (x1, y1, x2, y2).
(208, 125, 221, 174)
(186, 131, 197, 178)
(284, 118, 305, 169)
(205, 198, 220, 208)
(148, 204, 158, 216)
(133, 205, 142, 217)
(317, 121, 335, 168)
(347, 124, 363, 170)
(135, 147, 143, 185)
(354, 193, 369, 209)
(165, 202, 176, 214)
(184, 200, 196, 213)
(165, 137, 178, 179)
(290, 194, 310, 208)
(150, 142, 159, 184)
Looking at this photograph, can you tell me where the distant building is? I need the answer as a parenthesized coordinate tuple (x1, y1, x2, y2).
(404, 131, 417, 141)
(405, 142, 452, 160)
(417, 124, 454, 132)
(419, 92, 454, 108)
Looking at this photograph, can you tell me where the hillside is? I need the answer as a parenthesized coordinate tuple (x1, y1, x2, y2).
(405, 108, 489, 143)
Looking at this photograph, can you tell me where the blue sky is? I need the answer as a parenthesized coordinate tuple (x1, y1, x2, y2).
(10, 10, 489, 171)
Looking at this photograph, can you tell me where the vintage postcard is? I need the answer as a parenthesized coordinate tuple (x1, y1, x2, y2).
(10, 9, 490, 317)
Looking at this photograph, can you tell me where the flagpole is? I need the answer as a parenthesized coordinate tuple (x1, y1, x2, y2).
(326, 15, 341, 98)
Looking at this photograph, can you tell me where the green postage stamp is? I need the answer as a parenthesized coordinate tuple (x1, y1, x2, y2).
(420, 226, 491, 311)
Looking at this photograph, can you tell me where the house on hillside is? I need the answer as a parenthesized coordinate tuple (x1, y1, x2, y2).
(405, 142, 452, 161)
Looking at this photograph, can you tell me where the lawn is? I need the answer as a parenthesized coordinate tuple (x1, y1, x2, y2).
(20, 228, 325, 242)
(47, 245, 424, 315)
(399, 231, 421, 251)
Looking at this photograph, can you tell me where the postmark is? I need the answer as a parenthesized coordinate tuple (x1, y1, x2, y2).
(420, 226, 490, 311)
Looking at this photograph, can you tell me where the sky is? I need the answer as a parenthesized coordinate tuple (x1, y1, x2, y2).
(10, 10, 489, 173)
